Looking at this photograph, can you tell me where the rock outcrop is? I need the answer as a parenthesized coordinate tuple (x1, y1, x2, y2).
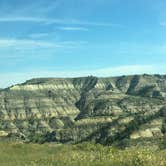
(0, 75, 166, 147)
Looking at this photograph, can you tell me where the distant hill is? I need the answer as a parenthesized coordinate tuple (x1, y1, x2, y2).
(0, 74, 166, 147)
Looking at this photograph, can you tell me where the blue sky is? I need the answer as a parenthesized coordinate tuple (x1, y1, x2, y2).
(0, 0, 166, 88)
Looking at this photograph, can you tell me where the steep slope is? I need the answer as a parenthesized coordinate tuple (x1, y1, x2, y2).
(0, 75, 166, 147)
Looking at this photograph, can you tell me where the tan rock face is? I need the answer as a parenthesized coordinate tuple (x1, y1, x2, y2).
(130, 118, 164, 139)
(0, 75, 166, 146)
(0, 131, 8, 137)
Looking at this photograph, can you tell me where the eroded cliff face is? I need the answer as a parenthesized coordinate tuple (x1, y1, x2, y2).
(0, 75, 166, 147)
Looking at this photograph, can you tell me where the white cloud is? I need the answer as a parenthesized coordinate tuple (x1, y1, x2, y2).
(95, 65, 156, 76)
(0, 39, 62, 54)
(0, 16, 121, 27)
(59, 27, 89, 31)
(0, 38, 87, 51)
(29, 33, 49, 38)
(0, 38, 61, 49)
(0, 17, 44, 22)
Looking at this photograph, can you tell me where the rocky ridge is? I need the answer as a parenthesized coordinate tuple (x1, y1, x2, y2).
(0, 75, 166, 147)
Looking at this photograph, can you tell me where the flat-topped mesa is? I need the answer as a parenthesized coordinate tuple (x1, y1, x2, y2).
(10, 78, 75, 91)
(9, 77, 97, 91)
(10, 83, 75, 91)
(8, 74, 166, 95)
(0, 74, 166, 146)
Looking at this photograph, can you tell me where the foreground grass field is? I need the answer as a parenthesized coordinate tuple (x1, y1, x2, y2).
(0, 142, 166, 166)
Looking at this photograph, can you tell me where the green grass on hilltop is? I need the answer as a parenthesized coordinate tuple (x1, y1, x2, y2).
(0, 142, 166, 166)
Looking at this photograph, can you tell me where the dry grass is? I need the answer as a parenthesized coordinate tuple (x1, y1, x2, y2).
(0, 142, 165, 166)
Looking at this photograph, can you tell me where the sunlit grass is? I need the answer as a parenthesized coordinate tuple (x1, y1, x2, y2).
(0, 142, 165, 166)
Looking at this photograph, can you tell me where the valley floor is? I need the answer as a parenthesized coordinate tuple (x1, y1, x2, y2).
(0, 142, 166, 166)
